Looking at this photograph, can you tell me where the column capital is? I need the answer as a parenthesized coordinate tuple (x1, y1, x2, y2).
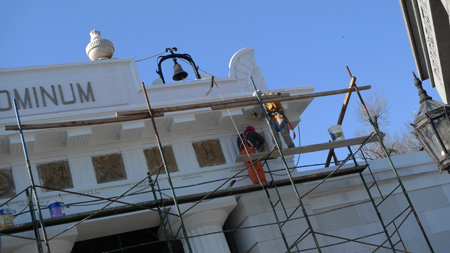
(159, 196, 237, 239)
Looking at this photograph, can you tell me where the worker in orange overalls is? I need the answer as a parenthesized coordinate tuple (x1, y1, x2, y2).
(253, 99, 295, 149)
(237, 126, 267, 184)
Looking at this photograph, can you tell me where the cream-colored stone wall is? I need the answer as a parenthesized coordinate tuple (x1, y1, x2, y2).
(226, 151, 450, 252)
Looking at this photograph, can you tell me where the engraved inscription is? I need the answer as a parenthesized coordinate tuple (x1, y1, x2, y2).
(0, 90, 12, 111)
(77, 82, 95, 103)
(14, 88, 32, 109)
(59, 83, 76, 105)
(40, 85, 58, 107)
(0, 82, 95, 112)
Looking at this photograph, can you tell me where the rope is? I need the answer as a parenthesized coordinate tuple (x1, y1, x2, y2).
(295, 124, 302, 168)
(135, 51, 166, 63)
(211, 77, 269, 188)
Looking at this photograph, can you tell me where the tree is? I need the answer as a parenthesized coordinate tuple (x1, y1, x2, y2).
(353, 91, 423, 160)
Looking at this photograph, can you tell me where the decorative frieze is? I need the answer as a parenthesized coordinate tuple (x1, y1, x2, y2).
(144, 146, 179, 174)
(181, 173, 203, 180)
(37, 160, 74, 192)
(77, 190, 100, 196)
(0, 168, 16, 199)
(229, 166, 245, 172)
(92, 154, 127, 184)
(417, 0, 443, 82)
(274, 157, 294, 164)
(192, 140, 226, 168)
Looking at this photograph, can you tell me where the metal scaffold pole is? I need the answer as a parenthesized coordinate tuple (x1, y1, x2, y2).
(262, 161, 301, 253)
(352, 82, 434, 253)
(148, 174, 174, 253)
(26, 189, 44, 253)
(13, 99, 51, 253)
(141, 82, 194, 253)
(250, 77, 322, 252)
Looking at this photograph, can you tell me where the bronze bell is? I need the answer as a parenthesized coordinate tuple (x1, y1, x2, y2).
(172, 62, 188, 81)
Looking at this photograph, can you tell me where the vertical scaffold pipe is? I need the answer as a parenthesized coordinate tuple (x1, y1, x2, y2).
(140, 83, 193, 253)
(353, 85, 434, 253)
(26, 189, 44, 253)
(250, 77, 322, 252)
(148, 174, 174, 253)
(13, 100, 51, 253)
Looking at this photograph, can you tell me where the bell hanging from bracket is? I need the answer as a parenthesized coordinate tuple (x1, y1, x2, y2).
(172, 59, 188, 81)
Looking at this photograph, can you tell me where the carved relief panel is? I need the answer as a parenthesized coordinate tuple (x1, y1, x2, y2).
(144, 146, 179, 174)
(37, 160, 74, 192)
(192, 140, 226, 168)
(92, 154, 127, 184)
(0, 168, 16, 199)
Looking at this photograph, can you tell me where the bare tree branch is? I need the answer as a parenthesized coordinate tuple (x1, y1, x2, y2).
(355, 91, 391, 131)
(353, 91, 422, 160)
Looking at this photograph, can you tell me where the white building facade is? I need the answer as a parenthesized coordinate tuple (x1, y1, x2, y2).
(0, 44, 447, 252)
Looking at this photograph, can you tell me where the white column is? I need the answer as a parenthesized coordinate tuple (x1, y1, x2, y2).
(159, 196, 237, 253)
(3, 225, 78, 253)
(187, 223, 230, 253)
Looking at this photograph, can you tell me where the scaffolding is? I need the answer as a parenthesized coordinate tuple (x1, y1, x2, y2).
(0, 71, 435, 253)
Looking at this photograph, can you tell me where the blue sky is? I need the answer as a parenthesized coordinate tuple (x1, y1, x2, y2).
(0, 1, 441, 169)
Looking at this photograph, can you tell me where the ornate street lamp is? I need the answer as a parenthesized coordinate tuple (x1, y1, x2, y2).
(156, 47, 201, 84)
(412, 72, 450, 173)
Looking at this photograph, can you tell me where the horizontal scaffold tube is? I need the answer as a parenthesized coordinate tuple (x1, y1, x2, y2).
(0, 165, 367, 235)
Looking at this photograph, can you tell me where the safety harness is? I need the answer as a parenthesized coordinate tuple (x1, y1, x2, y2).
(239, 131, 255, 151)
(268, 103, 296, 140)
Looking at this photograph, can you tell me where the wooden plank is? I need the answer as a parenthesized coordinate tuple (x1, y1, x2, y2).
(211, 85, 369, 110)
(337, 76, 357, 125)
(4, 113, 163, 131)
(326, 76, 357, 167)
(235, 133, 384, 163)
(116, 85, 371, 116)
(5, 85, 372, 131)
(116, 93, 291, 116)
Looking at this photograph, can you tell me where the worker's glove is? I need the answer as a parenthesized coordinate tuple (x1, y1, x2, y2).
(251, 111, 257, 118)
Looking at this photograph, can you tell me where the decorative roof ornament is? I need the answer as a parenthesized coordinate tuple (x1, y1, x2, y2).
(86, 30, 115, 61)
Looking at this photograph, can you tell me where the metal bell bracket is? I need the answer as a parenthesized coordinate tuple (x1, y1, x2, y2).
(156, 47, 201, 84)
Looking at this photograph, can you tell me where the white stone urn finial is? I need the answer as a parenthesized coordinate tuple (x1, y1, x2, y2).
(90, 30, 103, 41)
(86, 30, 115, 61)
